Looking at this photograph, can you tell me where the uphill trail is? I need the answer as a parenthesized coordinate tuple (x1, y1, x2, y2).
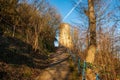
(35, 47, 71, 80)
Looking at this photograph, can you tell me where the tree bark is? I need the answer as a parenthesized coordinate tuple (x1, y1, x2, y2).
(86, 0, 96, 80)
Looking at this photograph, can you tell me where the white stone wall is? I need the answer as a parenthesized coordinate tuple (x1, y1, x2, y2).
(59, 23, 73, 49)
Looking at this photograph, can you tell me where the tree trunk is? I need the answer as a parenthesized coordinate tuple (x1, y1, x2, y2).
(12, 25, 16, 37)
(86, 0, 96, 80)
(33, 25, 39, 51)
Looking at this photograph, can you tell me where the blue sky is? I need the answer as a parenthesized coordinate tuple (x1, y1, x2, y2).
(48, 0, 120, 25)
(49, 0, 80, 24)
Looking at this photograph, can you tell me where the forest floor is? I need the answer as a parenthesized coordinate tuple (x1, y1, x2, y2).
(0, 35, 49, 80)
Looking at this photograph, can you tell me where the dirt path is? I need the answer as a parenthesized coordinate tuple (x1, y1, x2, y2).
(35, 47, 71, 80)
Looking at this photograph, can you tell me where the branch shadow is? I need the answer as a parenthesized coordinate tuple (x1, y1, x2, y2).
(0, 35, 49, 69)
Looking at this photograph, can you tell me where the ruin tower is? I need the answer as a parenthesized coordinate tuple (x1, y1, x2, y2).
(59, 23, 73, 49)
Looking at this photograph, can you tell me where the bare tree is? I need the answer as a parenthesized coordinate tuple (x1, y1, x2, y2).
(73, 0, 120, 79)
